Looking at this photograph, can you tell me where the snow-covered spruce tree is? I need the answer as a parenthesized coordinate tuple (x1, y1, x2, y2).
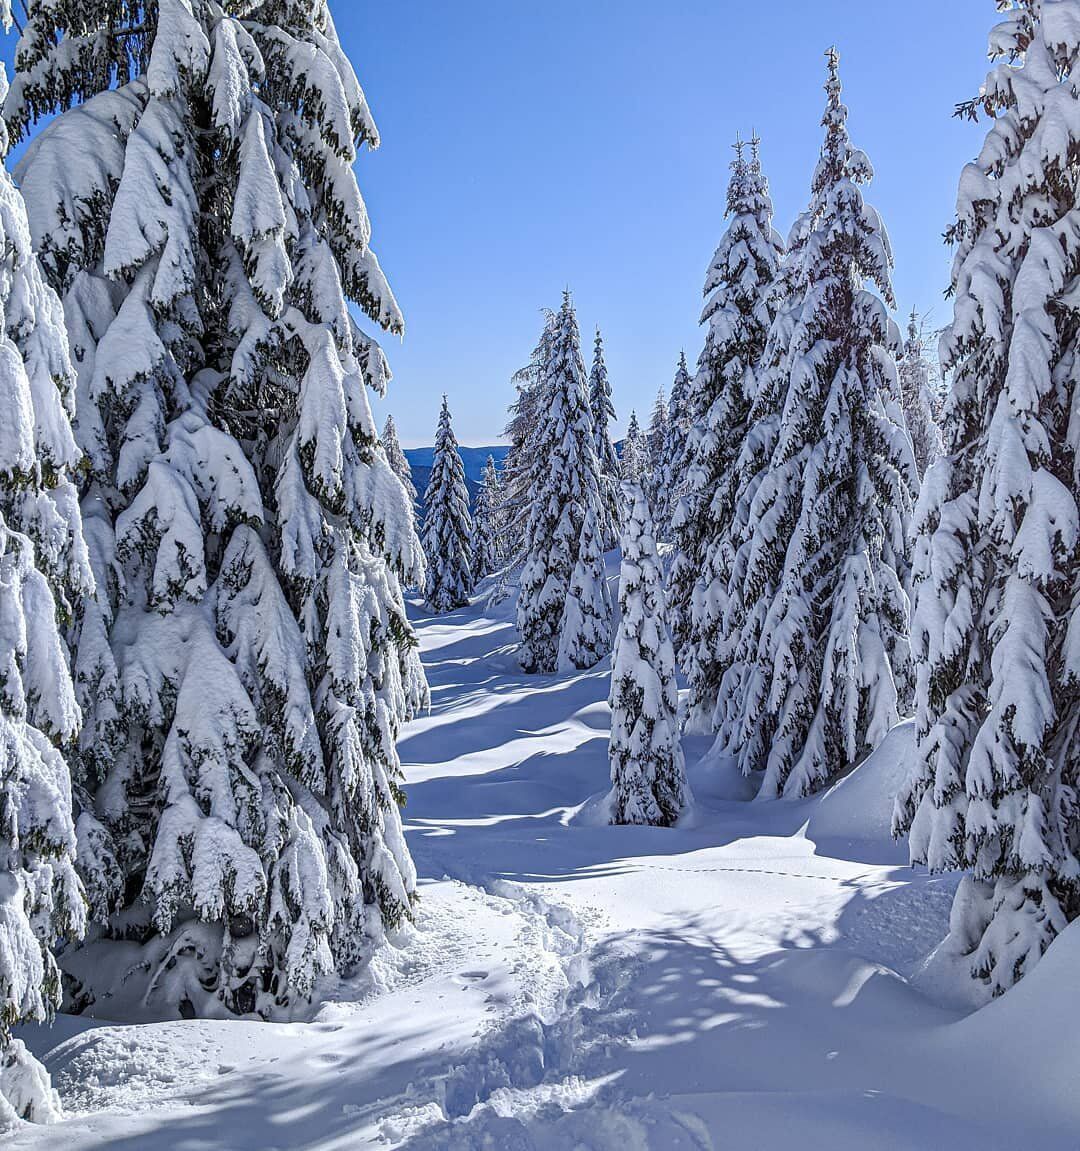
(8, 0, 427, 1017)
(670, 136, 785, 731)
(895, 1, 1080, 997)
(381, 413, 420, 591)
(620, 410, 647, 484)
(897, 309, 944, 480)
(422, 397, 474, 612)
(518, 292, 609, 673)
(712, 146, 814, 764)
(502, 310, 556, 558)
(731, 51, 916, 798)
(382, 413, 418, 511)
(608, 483, 689, 826)
(649, 358, 692, 544)
(0, 51, 92, 1124)
(488, 310, 559, 607)
(663, 352, 691, 492)
(589, 327, 622, 549)
(644, 386, 669, 530)
(473, 454, 504, 580)
(646, 387, 670, 464)
(558, 505, 612, 672)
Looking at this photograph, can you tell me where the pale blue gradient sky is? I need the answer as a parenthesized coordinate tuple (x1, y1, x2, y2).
(346, 1, 992, 446)
(6, 2, 995, 446)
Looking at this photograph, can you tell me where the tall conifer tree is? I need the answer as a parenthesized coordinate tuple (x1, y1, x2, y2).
(558, 505, 612, 672)
(0, 44, 92, 1121)
(729, 52, 915, 798)
(897, 310, 944, 480)
(589, 328, 622, 549)
(896, 0, 1080, 997)
(608, 483, 689, 826)
(670, 137, 784, 731)
(650, 365, 691, 544)
(422, 397, 474, 612)
(382, 413, 418, 511)
(518, 293, 609, 673)
(620, 410, 647, 485)
(8, 0, 427, 1016)
(502, 311, 556, 560)
(644, 386, 669, 532)
(473, 454, 504, 580)
(663, 351, 692, 504)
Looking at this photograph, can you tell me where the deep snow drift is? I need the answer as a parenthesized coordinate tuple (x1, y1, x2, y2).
(11, 570, 1080, 1149)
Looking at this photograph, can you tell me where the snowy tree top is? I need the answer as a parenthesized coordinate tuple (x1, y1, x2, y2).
(589, 326, 615, 420)
(779, 49, 895, 311)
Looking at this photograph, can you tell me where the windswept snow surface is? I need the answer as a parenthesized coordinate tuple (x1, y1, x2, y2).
(12, 566, 1080, 1149)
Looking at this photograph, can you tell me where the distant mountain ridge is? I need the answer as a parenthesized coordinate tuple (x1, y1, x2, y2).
(402, 443, 629, 518)
(405, 445, 509, 516)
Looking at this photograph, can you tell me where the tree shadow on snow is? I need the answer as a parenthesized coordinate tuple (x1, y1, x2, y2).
(70, 906, 1058, 1151)
(387, 914, 1060, 1151)
(399, 670, 613, 769)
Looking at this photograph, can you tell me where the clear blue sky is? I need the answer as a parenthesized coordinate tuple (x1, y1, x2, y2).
(5, 2, 993, 447)
(345, 0, 994, 447)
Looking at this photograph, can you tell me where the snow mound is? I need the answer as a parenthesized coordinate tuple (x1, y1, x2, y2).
(804, 721, 915, 862)
(684, 736, 758, 803)
(41, 1020, 241, 1115)
(940, 916, 1080, 1123)
(14, 586, 1080, 1149)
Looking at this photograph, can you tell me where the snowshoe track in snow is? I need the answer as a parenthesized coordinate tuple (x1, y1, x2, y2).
(378, 883, 685, 1149)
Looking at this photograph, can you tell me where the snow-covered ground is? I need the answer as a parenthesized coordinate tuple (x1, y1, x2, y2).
(13, 572, 1080, 1149)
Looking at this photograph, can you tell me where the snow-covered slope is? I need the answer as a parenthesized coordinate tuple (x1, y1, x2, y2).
(11, 575, 1078, 1148)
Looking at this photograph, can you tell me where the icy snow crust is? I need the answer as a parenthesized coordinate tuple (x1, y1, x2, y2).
(12, 570, 1080, 1148)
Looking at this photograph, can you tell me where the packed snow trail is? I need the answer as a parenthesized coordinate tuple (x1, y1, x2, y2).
(13, 574, 1080, 1149)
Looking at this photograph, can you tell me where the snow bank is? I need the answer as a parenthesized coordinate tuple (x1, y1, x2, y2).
(804, 720, 915, 863)
(12, 591, 1080, 1150)
(936, 916, 1080, 1129)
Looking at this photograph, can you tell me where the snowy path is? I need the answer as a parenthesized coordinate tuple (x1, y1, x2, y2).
(14, 582, 1080, 1149)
